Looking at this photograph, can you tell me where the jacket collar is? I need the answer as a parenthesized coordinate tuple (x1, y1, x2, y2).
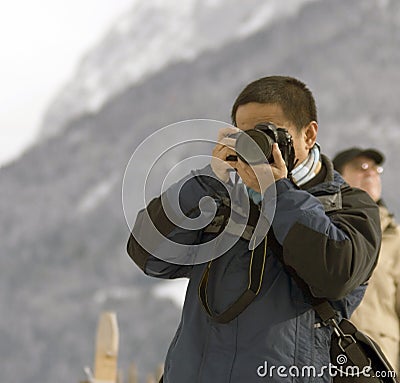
(302, 154, 344, 195)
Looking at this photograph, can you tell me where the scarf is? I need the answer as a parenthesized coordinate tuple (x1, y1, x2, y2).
(290, 143, 321, 186)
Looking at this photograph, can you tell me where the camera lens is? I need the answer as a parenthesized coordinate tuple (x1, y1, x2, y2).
(235, 130, 274, 164)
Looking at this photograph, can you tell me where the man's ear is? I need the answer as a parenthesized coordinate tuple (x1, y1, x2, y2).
(304, 121, 318, 149)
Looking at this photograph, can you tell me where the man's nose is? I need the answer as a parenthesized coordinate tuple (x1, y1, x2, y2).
(365, 168, 376, 176)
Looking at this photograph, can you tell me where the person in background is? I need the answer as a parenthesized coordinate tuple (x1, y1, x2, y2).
(333, 147, 400, 371)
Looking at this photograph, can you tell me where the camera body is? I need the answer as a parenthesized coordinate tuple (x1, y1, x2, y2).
(227, 122, 296, 173)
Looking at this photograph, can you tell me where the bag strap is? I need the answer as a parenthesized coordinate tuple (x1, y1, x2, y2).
(198, 237, 267, 324)
(268, 232, 388, 372)
(312, 301, 370, 367)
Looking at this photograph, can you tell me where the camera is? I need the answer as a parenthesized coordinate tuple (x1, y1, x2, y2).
(226, 122, 296, 173)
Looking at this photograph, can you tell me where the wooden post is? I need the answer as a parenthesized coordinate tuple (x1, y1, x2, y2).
(93, 311, 119, 382)
(80, 311, 164, 383)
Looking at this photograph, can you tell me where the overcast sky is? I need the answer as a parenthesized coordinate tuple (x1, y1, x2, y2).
(0, 0, 136, 166)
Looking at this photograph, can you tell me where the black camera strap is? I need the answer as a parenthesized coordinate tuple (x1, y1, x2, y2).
(198, 236, 267, 324)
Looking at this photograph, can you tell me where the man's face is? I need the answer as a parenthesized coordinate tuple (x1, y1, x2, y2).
(341, 156, 382, 202)
(235, 102, 315, 165)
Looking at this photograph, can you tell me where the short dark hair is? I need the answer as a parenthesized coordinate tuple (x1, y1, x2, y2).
(231, 76, 318, 132)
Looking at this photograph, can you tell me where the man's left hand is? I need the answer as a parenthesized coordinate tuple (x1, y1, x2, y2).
(236, 143, 288, 193)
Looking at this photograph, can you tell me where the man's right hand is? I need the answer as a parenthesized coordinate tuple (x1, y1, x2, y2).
(211, 127, 240, 183)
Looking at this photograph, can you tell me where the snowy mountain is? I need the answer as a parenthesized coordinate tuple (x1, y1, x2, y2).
(39, 0, 318, 138)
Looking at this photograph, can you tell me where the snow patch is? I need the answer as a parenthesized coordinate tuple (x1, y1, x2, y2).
(40, 0, 321, 139)
(153, 279, 189, 308)
(77, 175, 118, 214)
(93, 286, 140, 304)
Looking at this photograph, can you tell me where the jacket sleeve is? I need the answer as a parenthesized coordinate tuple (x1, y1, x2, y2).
(393, 226, 400, 318)
(262, 178, 381, 300)
(127, 165, 231, 279)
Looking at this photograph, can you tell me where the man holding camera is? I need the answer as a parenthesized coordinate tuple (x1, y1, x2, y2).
(127, 76, 381, 382)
